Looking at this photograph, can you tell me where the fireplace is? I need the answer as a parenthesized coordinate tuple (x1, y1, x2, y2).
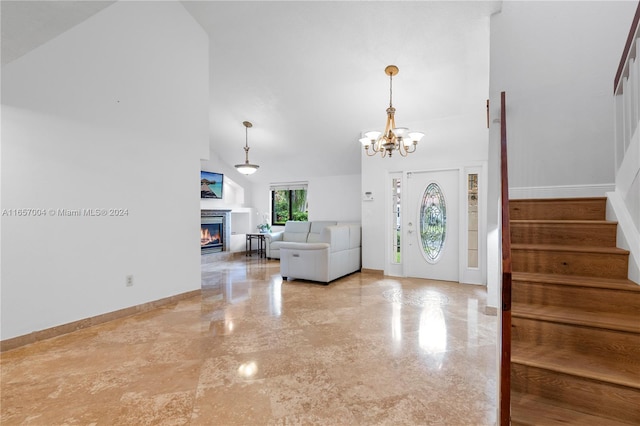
(201, 218, 223, 253)
(201, 210, 231, 254)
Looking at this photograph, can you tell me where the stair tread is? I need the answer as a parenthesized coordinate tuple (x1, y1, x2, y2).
(512, 343, 640, 389)
(511, 197, 608, 202)
(511, 391, 637, 426)
(513, 272, 640, 292)
(512, 243, 630, 254)
(511, 219, 616, 225)
(512, 303, 640, 333)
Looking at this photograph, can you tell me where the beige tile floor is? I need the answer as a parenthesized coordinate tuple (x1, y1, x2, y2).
(1, 257, 498, 425)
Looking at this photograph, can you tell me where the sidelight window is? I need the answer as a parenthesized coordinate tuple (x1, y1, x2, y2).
(392, 177, 401, 263)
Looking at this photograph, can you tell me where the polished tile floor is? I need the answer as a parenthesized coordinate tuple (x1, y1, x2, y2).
(1, 257, 497, 425)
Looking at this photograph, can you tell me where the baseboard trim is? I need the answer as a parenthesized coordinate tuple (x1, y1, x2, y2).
(509, 183, 615, 200)
(201, 250, 247, 264)
(361, 268, 384, 275)
(0, 289, 202, 353)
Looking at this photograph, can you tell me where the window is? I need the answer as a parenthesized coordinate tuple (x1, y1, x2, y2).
(270, 183, 308, 225)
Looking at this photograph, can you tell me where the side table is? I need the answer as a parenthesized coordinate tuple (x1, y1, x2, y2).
(245, 233, 266, 258)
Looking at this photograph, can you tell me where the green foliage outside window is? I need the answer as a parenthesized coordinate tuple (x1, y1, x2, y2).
(292, 211, 308, 221)
(272, 189, 308, 225)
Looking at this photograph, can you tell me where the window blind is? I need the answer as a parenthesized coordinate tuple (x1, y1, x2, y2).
(269, 182, 308, 191)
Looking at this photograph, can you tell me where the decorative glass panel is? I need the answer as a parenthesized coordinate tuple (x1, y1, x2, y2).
(420, 183, 447, 262)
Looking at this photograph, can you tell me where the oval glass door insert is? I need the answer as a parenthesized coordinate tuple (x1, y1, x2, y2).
(420, 182, 447, 262)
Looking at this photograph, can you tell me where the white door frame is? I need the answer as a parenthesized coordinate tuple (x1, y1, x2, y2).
(385, 171, 404, 277)
(384, 163, 487, 285)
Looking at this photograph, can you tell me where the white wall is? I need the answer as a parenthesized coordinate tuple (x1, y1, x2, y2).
(308, 174, 361, 222)
(490, 1, 636, 195)
(251, 173, 361, 231)
(1, 1, 209, 340)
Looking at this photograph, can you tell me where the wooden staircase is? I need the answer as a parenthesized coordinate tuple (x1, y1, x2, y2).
(509, 197, 640, 425)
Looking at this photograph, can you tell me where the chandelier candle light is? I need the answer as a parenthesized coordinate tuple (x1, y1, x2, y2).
(360, 65, 424, 157)
(235, 121, 260, 175)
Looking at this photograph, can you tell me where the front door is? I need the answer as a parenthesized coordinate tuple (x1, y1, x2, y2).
(405, 169, 459, 282)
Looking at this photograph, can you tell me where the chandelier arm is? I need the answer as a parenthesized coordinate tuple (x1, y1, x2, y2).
(405, 143, 418, 154)
(397, 142, 406, 157)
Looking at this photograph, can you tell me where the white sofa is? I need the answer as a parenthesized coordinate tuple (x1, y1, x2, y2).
(273, 221, 361, 284)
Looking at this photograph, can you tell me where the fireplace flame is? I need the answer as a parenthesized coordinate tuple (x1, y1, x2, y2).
(201, 227, 221, 246)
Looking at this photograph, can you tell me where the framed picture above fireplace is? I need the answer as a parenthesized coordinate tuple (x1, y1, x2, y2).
(201, 171, 224, 199)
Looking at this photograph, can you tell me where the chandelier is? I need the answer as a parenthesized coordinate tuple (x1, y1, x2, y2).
(235, 121, 260, 175)
(360, 65, 424, 157)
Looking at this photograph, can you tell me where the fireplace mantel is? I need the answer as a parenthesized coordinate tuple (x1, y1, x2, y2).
(201, 209, 231, 216)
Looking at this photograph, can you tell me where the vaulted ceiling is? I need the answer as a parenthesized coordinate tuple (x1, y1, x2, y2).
(2, 1, 501, 183)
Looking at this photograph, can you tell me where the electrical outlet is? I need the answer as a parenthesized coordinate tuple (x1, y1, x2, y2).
(126, 275, 134, 287)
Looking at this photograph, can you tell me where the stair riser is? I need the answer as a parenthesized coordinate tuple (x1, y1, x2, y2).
(510, 223, 617, 246)
(511, 364, 640, 423)
(512, 249, 629, 279)
(512, 317, 640, 364)
(510, 199, 607, 221)
(512, 281, 640, 315)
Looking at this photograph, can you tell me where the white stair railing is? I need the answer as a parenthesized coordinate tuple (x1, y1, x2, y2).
(614, 3, 640, 171)
(612, 1, 640, 284)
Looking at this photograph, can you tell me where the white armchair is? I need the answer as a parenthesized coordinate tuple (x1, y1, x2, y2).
(265, 221, 337, 259)
(279, 223, 361, 284)
(264, 221, 311, 259)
